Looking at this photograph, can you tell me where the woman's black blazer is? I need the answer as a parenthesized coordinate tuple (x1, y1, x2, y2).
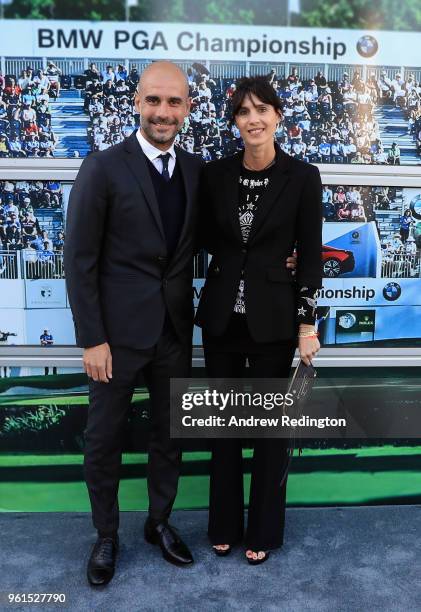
(195, 144, 323, 342)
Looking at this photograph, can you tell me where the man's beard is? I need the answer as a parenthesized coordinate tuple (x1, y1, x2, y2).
(141, 117, 180, 145)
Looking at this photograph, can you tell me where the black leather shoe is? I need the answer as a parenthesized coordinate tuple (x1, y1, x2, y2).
(144, 518, 193, 566)
(87, 536, 119, 586)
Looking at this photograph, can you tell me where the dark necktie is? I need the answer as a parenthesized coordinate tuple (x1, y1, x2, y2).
(159, 153, 171, 181)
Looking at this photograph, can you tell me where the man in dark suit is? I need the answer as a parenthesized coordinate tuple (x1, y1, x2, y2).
(64, 62, 203, 585)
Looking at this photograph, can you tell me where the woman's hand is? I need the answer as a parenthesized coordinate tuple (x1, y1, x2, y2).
(285, 253, 297, 274)
(298, 325, 320, 366)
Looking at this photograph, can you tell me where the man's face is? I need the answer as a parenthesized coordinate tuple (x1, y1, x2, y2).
(135, 67, 191, 148)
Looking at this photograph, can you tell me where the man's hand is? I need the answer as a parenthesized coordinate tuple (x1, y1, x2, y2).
(83, 342, 112, 383)
(286, 251, 297, 274)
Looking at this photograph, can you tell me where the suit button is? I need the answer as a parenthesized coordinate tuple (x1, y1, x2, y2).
(214, 266, 220, 273)
(241, 248, 247, 254)
(157, 255, 166, 262)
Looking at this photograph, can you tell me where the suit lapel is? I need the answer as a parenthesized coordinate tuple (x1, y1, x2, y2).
(247, 146, 291, 243)
(123, 132, 166, 243)
(221, 152, 244, 244)
(173, 145, 195, 253)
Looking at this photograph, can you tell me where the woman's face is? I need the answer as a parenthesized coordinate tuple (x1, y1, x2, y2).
(234, 93, 280, 149)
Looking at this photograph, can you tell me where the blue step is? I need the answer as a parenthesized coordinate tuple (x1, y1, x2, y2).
(50, 89, 90, 156)
(53, 120, 89, 130)
(55, 134, 91, 157)
(50, 106, 85, 116)
(59, 89, 82, 99)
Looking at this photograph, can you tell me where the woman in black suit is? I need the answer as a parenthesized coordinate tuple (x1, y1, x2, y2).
(196, 76, 323, 564)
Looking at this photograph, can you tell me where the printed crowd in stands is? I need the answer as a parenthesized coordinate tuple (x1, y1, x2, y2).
(271, 68, 407, 165)
(84, 63, 139, 151)
(322, 185, 369, 222)
(321, 184, 410, 223)
(82, 63, 420, 164)
(0, 181, 64, 258)
(322, 184, 419, 277)
(0, 62, 61, 157)
(378, 70, 421, 156)
(0, 62, 420, 161)
(381, 229, 419, 279)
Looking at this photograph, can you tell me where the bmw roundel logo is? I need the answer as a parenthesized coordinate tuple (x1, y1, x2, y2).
(356, 35, 378, 58)
(383, 282, 401, 301)
(352, 231, 360, 240)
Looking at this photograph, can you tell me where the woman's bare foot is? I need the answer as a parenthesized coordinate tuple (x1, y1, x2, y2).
(212, 544, 232, 556)
(245, 549, 269, 563)
(213, 544, 230, 552)
(246, 549, 266, 560)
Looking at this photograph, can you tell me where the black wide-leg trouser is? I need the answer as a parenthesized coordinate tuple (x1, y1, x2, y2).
(204, 315, 296, 551)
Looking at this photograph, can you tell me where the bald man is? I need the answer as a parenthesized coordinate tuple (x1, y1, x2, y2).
(65, 62, 203, 584)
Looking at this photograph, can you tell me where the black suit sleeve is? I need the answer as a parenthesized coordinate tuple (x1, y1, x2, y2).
(295, 165, 323, 288)
(297, 285, 318, 325)
(64, 155, 108, 348)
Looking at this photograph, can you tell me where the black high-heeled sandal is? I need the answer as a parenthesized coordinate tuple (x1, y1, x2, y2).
(246, 550, 270, 565)
(212, 545, 232, 557)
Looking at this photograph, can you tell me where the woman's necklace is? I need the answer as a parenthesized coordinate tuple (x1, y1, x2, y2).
(243, 155, 276, 172)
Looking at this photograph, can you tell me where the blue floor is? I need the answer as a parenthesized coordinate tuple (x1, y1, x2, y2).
(1, 506, 421, 611)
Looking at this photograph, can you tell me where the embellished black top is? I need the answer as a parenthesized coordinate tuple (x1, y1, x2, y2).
(234, 165, 317, 326)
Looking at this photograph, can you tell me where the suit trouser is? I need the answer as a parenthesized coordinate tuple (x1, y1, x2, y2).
(84, 323, 191, 535)
(204, 327, 295, 550)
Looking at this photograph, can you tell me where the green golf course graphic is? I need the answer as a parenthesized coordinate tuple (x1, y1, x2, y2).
(1, 371, 421, 511)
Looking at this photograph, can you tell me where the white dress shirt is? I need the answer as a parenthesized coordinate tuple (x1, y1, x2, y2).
(136, 129, 176, 178)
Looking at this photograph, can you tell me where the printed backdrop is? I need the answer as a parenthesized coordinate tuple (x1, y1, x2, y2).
(1, 8, 421, 512)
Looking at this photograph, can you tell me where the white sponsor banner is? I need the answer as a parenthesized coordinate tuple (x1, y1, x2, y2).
(372, 305, 421, 341)
(321, 305, 421, 344)
(25, 308, 75, 344)
(0, 281, 25, 309)
(25, 279, 67, 309)
(0, 20, 418, 66)
(0, 309, 26, 345)
(318, 278, 421, 307)
(323, 222, 366, 243)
